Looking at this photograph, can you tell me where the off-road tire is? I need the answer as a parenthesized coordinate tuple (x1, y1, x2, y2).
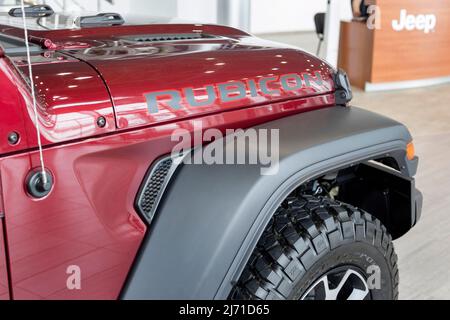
(229, 194, 399, 300)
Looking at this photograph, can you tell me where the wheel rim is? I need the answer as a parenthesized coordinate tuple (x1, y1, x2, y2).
(301, 266, 371, 300)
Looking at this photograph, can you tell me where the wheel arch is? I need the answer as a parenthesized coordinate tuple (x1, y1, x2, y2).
(121, 106, 417, 300)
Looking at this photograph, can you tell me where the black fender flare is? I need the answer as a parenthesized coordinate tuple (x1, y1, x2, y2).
(121, 106, 414, 299)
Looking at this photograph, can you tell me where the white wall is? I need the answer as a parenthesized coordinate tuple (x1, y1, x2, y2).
(250, 0, 327, 34)
(40, 0, 352, 34)
(340, 1, 353, 23)
(177, 0, 352, 34)
(177, 0, 217, 24)
(128, 0, 177, 18)
(43, 0, 177, 17)
(43, 0, 129, 13)
(176, 0, 329, 33)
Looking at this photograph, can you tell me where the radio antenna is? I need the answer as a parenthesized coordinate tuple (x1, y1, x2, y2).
(20, 0, 48, 185)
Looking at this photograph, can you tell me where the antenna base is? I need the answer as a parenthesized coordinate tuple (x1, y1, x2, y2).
(26, 169, 53, 199)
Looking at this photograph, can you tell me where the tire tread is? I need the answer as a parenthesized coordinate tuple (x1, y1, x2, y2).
(229, 195, 399, 300)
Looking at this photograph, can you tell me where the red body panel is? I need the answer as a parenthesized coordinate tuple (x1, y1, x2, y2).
(0, 221, 10, 300)
(0, 58, 31, 154)
(1, 151, 146, 299)
(0, 21, 337, 299)
(0, 95, 333, 299)
(66, 37, 334, 130)
(0, 173, 9, 299)
(0, 53, 115, 152)
(1, 22, 334, 148)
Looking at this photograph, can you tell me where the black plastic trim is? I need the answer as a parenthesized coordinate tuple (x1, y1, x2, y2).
(333, 69, 353, 106)
(8, 5, 54, 18)
(121, 106, 416, 300)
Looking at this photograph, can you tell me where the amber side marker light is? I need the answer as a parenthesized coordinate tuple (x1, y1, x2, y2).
(407, 142, 415, 160)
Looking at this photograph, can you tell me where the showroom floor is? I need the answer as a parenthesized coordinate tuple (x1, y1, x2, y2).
(261, 32, 450, 299)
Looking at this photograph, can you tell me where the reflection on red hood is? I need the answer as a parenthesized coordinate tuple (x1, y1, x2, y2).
(60, 27, 335, 129)
(1, 23, 336, 150)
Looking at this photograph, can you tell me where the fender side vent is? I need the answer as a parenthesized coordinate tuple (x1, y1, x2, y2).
(135, 155, 181, 223)
(122, 33, 216, 43)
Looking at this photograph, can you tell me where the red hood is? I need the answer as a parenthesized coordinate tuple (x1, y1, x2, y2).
(1, 24, 336, 151)
(63, 31, 335, 129)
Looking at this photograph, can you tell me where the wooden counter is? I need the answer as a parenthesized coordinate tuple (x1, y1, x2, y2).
(338, 0, 450, 91)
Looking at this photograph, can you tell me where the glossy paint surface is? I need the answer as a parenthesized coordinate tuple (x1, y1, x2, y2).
(0, 220, 9, 300)
(0, 94, 333, 299)
(66, 36, 334, 130)
(1, 152, 146, 299)
(0, 173, 9, 300)
(0, 22, 337, 299)
(1, 52, 115, 153)
(0, 58, 30, 154)
(1, 23, 334, 150)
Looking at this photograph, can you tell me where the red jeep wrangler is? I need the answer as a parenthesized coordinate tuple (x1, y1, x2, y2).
(0, 5, 421, 300)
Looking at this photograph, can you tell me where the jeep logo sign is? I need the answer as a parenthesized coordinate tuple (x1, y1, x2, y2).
(392, 9, 437, 33)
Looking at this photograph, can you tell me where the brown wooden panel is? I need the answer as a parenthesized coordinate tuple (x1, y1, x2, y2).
(338, 21, 374, 89)
(371, 0, 450, 82)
